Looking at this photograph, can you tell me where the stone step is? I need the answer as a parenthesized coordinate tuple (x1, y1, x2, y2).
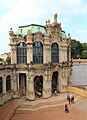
(15, 102, 65, 114)
(19, 99, 67, 109)
(15, 96, 82, 114)
(15, 93, 84, 115)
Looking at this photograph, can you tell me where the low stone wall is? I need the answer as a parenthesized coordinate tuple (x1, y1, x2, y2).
(66, 86, 87, 98)
(0, 90, 14, 105)
(5, 104, 20, 120)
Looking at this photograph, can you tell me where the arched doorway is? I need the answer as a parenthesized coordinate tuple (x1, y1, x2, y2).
(19, 73, 26, 96)
(34, 75, 43, 98)
(52, 71, 58, 94)
(6, 75, 11, 92)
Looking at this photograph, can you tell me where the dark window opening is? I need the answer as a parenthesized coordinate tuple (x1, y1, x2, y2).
(17, 42, 27, 64)
(34, 76, 43, 97)
(33, 41, 43, 64)
(6, 75, 11, 92)
(52, 72, 58, 93)
(51, 43, 59, 63)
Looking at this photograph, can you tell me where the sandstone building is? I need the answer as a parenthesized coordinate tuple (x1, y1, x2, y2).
(0, 14, 71, 104)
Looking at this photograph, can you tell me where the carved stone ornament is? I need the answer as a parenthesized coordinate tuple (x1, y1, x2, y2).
(33, 32, 42, 41)
(27, 29, 32, 36)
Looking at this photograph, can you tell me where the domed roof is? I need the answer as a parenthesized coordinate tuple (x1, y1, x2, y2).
(16, 24, 46, 36)
(60, 30, 67, 39)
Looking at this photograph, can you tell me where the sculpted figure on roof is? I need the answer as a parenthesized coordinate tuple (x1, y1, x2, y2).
(27, 29, 32, 36)
(54, 13, 57, 23)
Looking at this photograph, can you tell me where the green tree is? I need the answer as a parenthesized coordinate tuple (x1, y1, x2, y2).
(81, 43, 87, 58)
(0, 58, 3, 61)
(6, 56, 11, 64)
(82, 50, 87, 58)
(82, 42, 87, 51)
(71, 39, 83, 58)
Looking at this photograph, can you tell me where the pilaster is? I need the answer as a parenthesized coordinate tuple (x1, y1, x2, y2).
(26, 30, 33, 63)
(43, 35, 51, 63)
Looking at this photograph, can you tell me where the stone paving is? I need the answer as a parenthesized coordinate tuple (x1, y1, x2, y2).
(11, 105, 87, 120)
(11, 93, 87, 120)
(75, 100, 87, 111)
(0, 99, 18, 120)
(0, 93, 87, 120)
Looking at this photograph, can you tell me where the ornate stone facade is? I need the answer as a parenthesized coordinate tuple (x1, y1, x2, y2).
(0, 14, 71, 103)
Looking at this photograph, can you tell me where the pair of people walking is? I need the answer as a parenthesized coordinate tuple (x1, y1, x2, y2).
(67, 93, 74, 104)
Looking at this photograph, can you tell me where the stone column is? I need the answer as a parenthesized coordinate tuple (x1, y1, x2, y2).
(13, 72, 17, 92)
(11, 46, 16, 64)
(43, 72, 52, 98)
(59, 69, 65, 92)
(58, 74, 62, 92)
(26, 75, 35, 100)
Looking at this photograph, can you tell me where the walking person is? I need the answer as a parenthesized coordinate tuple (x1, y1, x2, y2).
(71, 95, 74, 103)
(65, 104, 69, 113)
(67, 93, 71, 104)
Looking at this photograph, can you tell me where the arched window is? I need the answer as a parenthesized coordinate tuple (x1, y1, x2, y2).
(6, 75, 11, 92)
(33, 41, 43, 63)
(51, 43, 59, 63)
(0, 77, 2, 95)
(17, 42, 27, 64)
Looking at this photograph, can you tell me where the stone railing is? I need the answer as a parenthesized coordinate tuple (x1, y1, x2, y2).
(72, 59, 87, 64)
(66, 86, 87, 98)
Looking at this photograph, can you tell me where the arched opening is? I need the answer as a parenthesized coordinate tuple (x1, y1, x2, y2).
(6, 75, 11, 92)
(19, 73, 26, 96)
(17, 42, 27, 64)
(52, 71, 59, 94)
(51, 42, 59, 63)
(33, 41, 43, 64)
(34, 75, 43, 98)
(0, 77, 3, 95)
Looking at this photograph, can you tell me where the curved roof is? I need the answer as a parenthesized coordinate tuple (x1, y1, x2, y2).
(16, 24, 46, 36)
(60, 30, 67, 39)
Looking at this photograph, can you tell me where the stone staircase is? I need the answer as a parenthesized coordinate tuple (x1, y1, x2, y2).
(14, 93, 83, 115)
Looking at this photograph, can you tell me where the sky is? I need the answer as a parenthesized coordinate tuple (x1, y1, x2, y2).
(0, 0, 87, 54)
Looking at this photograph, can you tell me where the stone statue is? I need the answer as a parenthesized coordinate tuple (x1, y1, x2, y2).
(54, 13, 57, 23)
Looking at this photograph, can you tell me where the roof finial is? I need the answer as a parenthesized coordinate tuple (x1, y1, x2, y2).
(38, 26, 40, 32)
(68, 33, 70, 38)
(54, 13, 57, 23)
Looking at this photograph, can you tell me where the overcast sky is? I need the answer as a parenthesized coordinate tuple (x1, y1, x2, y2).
(0, 0, 87, 54)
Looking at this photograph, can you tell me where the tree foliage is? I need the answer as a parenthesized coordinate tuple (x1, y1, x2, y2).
(6, 56, 11, 64)
(0, 58, 3, 61)
(82, 50, 87, 59)
(81, 43, 87, 58)
(82, 43, 87, 51)
(71, 39, 83, 58)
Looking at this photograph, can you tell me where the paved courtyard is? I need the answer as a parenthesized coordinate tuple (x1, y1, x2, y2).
(11, 102, 87, 120)
(0, 93, 87, 120)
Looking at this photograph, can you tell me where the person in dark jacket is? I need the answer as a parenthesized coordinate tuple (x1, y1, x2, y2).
(65, 104, 69, 113)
